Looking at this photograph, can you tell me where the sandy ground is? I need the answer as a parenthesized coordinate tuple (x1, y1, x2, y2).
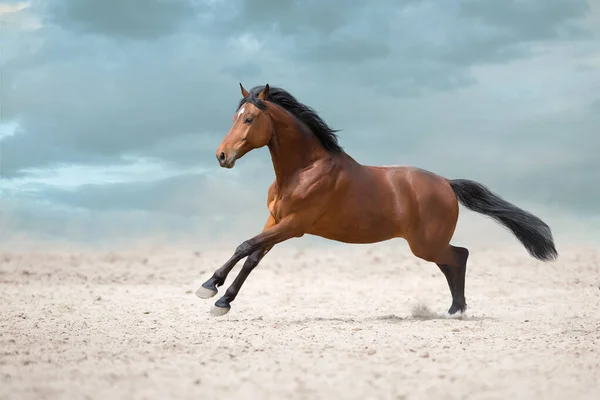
(1, 240, 599, 400)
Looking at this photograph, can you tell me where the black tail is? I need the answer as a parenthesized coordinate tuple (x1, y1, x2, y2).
(449, 179, 558, 261)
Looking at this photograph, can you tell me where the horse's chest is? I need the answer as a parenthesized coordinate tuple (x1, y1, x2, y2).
(268, 197, 283, 221)
(268, 195, 292, 222)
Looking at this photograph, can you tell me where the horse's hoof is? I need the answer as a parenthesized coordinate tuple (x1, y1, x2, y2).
(448, 303, 467, 316)
(445, 310, 465, 319)
(210, 304, 231, 317)
(195, 286, 217, 299)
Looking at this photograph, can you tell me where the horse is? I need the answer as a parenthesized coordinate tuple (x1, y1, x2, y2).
(196, 83, 558, 317)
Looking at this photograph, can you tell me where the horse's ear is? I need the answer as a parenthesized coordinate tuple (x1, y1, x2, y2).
(257, 84, 270, 101)
(239, 83, 250, 98)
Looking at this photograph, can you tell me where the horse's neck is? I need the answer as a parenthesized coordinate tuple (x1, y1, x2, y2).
(267, 107, 327, 188)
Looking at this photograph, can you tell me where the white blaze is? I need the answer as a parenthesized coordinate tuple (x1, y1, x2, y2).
(237, 107, 245, 119)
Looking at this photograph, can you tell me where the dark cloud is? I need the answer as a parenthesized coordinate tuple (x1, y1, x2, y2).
(1, 29, 239, 175)
(458, 0, 591, 40)
(46, 0, 197, 40)
(221, 0, 369, 37)
(212, 0, 593, 93)
(4, 0, 593, 176)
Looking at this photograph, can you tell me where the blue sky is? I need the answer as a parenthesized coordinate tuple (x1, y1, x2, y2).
(1, 0, 599, 246)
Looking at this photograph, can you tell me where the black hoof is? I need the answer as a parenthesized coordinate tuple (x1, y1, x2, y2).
(215, 297, 231, 309)
(448, 302, 466, 315)
(203, 280, 218, 291)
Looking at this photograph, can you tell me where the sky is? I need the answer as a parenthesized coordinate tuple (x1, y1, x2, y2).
(1, 0, 599, 248)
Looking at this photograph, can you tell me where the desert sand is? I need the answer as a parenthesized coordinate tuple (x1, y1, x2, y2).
(1, 239, 599, 400)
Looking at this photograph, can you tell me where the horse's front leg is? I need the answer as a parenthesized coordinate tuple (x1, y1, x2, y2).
(210, 245, 272, 316)
(196, 215, 302, 315)
(195, 215, 277, 299)
(195, 256, 243, 299)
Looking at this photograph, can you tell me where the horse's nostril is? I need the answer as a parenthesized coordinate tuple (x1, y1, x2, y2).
(219, 152, 225, 161)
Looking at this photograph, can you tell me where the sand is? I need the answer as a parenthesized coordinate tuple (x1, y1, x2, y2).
(1, 240, 599, 400)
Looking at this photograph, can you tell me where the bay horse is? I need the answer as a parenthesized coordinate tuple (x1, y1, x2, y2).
(196, 83, 558, 317)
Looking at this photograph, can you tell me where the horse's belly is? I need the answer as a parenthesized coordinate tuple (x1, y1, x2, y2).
(307, 203, 404, 244)
(309, 225, 398, 244)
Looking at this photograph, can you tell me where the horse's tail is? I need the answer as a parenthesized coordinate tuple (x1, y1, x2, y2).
(448, 178, 558, 261)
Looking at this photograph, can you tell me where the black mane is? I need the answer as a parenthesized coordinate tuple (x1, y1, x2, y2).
(237, 85, 343, 153)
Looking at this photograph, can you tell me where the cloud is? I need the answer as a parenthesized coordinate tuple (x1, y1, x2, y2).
(3, 152, 273, 221)
(1, 30, 235, 175)
(46, 0, 197, 40)
(208, 0, 593, 95)
(458, 0, 591, 40)
(3, 0, 594, 176)
(2, 166, 273, 245)
(0, 1, 41, 32)
(2, 157, 208, 191)
(1, 197, 209, 245)
(0, 2, 30, 14)
(1, 0, 599, 245)
(0, 121, 19, 140)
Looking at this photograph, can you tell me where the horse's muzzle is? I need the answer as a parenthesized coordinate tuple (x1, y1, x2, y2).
(217, 151, 236, 168)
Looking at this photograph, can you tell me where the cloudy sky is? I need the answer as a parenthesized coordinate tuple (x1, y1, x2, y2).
(1, 0, 599, 247)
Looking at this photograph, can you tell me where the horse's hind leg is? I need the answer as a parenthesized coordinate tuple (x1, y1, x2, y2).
(436, 246, 469, 315)
(437, 264, 456, 298)
(409, 241, 469, 315)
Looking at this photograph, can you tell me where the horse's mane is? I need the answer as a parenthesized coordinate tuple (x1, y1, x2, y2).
(237, 85, 343, 153)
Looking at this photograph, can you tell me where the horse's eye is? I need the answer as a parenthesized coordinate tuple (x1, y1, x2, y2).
(244, 117, 253, 124)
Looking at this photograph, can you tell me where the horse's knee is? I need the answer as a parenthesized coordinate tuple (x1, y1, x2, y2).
(234, 240, 255, 257)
